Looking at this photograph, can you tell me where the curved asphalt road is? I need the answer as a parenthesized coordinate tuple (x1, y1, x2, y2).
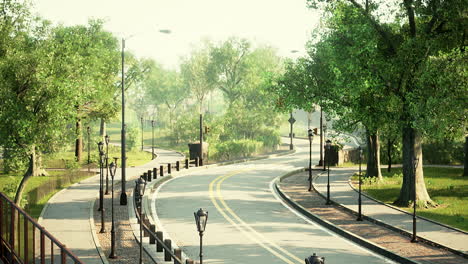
(151, 139, 395, 264)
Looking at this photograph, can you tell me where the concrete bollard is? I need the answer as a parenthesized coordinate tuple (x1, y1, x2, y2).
(150, 225, 156, 244)
(156, 231, 163, 252)
(185, 159, 189, 169)
(160, 165, 164, 177)
(199, 158, 203, 166)
(168, 163, 171, 174)
(143, 172, 148, 181)
(174, 248, 182, 264)
(164, 239, 172, 261)
(195, 157, 199, 167)
(147, 170, 152, 182)
(176, 161, 180, 171)
(153, 168, 158, 179)
(186, 259, 194, 264)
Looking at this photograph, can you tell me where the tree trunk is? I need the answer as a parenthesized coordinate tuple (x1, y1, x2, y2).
(14, 146, 47, 205)
(100, 118, 106, 138)
(75, 119, 83, 162)
(464, 136, 468, 176)
(387, 138, 392, 172)
(366, 129, 383, 180)
(395, 126, 435, 207)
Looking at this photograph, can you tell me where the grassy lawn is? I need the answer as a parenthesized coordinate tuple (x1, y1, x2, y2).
(0, 143, 152, 219)
(353, 167, 467, 231)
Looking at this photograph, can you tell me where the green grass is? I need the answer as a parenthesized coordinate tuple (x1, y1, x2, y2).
(353, 167, 467, 231)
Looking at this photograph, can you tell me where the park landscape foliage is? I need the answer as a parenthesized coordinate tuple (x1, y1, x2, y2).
(0, 0, 466, 229)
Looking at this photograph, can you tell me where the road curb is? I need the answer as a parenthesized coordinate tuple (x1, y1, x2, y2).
(89, 197, 110, 264)
(274, 172, 421, 264)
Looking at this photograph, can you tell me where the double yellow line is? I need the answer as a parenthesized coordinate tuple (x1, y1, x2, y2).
(208, 170, 302, 264)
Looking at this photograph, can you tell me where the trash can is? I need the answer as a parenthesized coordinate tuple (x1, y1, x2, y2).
(188, 142, 209, 160)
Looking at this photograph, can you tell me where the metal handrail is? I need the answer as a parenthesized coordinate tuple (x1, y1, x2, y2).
(133, 189, 186, 264)
(0, 192, 83, 264)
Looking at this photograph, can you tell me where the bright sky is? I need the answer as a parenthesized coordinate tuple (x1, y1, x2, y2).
(33, 0, 320, 69)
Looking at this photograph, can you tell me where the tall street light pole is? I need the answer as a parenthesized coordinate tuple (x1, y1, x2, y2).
(319, 109, 324, 168)
(105, 135, 110, 195)
(308, 129, 314, 191)
(141, 117, 144, 151)
(325, 140, 332, 205)
(199, 113, 203, 166)
(357, 146, 363, 221)
(120, 38, 128, 205)
(151, 120, 155, 159)
(87, 126, 91, 165)
(411, 157, 419, 243)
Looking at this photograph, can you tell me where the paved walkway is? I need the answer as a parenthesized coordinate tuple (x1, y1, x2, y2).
(313, 168, 468, 255)
(38, 147, 183, 263)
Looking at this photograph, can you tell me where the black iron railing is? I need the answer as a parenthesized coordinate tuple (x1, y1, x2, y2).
(0, 192, 83, 264)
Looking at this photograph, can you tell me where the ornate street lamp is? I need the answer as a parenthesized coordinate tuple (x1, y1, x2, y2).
(97, 142, 106, 233)
(305, 253, 325, 264)
(105, 135, 110, 195)
(308, 129, 314, 191)
(357, 146, 363, 221)
(120, 38, 128, 206)
(135, 177, 147, 264)
(194, 208, 208, 264)
(411, 157, 419, 243)
(109, 158, 118, 259)
(325, 140, 332, 205)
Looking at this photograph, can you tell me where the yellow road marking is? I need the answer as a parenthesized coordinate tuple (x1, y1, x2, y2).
(209, 171, 302, 264)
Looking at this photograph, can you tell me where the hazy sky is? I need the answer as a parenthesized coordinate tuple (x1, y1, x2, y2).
(33, 0, 320, 69)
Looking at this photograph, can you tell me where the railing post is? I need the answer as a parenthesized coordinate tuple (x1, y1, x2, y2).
(168, 163, 171, 174)
(0, 198, 3, 259)
(153, 168, 158, 179)
(24, 216, 29, 263)
(174, 248, 182, 264)
(61, 246, 66, 263)
(160, 165, 164, 177)
(156, 231, 163, 252)
(40, 230, 45, 264)
(147, 170, 152, 182)
(142, 214, 148, 237)
(195, 157, 199, 167)
(143, 172, 148, 181)
(185, 159, 189, 169)
(176, 161, 180, 171)
(10, 203, 15, 263)
(164, 239, 172, 261)
(199, 158, 203, 166)
(150, 225, 156, 244)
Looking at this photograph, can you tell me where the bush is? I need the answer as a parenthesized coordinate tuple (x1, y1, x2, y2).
(423, 141, 464, 165)
(211, 140, 263, 161)
(126, 126, 141, 151)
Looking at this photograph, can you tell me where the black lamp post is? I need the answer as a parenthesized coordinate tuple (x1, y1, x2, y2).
(105, 135, 110, 195)
(357, 146, 363, 221)
(151, 120, 155, 159)
(97, 142, 106, 233)
(323, 125, 328, 171)
(288, 112, 296, 150)
(141, 117, 144, 151)
(120, 38, 128, 206)
(411, 157, 419, 243)
(194, 208, 208, 264)
(109, 158, 118, 259)
(325, 140, 332, 205)
(87, 126, 91, 165)
(308, 129, 314, 192)
(305, 253, 325, 264)
(136, 177, 147, 264)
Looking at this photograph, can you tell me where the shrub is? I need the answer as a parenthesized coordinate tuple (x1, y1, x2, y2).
(211, 140, 263, 161)
(126, 126, 140, 151)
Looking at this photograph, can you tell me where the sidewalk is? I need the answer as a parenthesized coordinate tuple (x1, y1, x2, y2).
(312, 168, 467, 255)
(278, 171, 467, 264)
(38, 147, 183, 263)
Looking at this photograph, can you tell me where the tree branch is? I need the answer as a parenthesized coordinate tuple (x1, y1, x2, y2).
(403, 0, 417, 38)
